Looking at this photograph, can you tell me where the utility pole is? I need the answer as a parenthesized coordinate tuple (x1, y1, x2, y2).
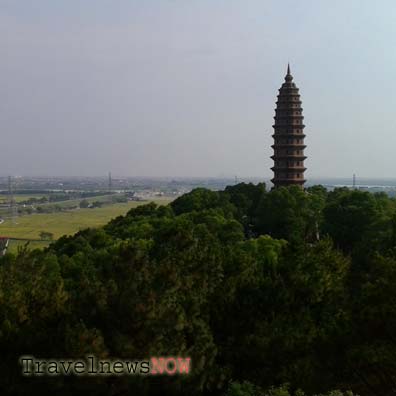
(8, 176, 17, 224)
(108, 172, 112, 193)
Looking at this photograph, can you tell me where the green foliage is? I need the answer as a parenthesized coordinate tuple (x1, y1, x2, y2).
(226, 382, 356, 396)
(255, 186, 323, 244)
(91, 200, 103, 208)
(226, 381, 267, 396)
(79, 199, 89, 208)
(223, 183, 266, 231)
(324, 190, 374, 251)
(2, 184, 396, 395)
(171, 187, 236, 217)
(39, 230, 54, 240)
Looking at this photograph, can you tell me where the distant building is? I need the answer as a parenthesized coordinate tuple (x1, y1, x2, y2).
(271, 64, 307, 187)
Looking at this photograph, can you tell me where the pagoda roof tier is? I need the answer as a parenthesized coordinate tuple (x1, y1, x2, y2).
(274, 113, 303, 117)
(274, 109, 302, 114)
(272, 133, 306, 138)
(275, 106, 303, 111)
(275, 117, 303, 121)
(276, 99, 301, 102)
(271, 166, 307, 172)
(278, 86, 299, 91)
(273, 123, 305, 128)
(273, 127, 305, 132)
(276, 97, 302, 101)
(274, 115, 304, 120)
(276, 102, 302, 106)
(271, 144, 306, 149)
(276, 103, 302, 107)
(277, 92, 300, 97)
(271, 155, 307, 160)
(278, 91, 300, 97)
(275, 107, 303, 112)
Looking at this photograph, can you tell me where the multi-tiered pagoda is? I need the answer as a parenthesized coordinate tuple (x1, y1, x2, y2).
(271, 64, 307, 188)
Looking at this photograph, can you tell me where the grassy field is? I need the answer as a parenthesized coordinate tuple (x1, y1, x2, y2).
(0, 197, 172, 252)
(33, 194, 116, 208)
(0, 193, 116, 208)
(8, 240, 51, 253)
(0, 194, 49, 204)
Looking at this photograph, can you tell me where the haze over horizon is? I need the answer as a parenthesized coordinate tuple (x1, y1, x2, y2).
(1, 0, 396, 179)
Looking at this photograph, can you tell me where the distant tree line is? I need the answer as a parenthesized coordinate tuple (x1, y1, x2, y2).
(16, 194, 128, 215)
(15, 191, 115, 206)
(1, 183, 396, 395)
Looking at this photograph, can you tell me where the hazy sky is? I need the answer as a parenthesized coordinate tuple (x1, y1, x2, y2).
(1, 0, 396, 178)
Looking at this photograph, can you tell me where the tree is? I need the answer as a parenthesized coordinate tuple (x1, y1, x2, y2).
(91, 201, 103, 208)
(79, 199, 89, 208)
(171, 187, 235, 217)
(254, 186, 320, 244)
(223, 182, 267, 234)
(1, 182, 395, 395)
(39, 231, 54, 240)
(322, 189, 394, 252)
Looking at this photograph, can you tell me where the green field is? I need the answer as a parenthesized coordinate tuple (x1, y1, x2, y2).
(8, 240, 51, 253)
(0, 194, 49, 204)
(0, 197, 172, 252)
(0, 193, 116, 208)
(33, 194, 116, 208)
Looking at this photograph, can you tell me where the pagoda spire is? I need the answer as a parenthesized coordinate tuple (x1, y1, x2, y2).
(285, 62, 293, 82)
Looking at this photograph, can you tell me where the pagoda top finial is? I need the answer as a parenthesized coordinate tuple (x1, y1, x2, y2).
(285, 63, 293, 82)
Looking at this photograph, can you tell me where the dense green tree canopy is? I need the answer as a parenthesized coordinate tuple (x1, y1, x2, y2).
(2, 184, 396, 395)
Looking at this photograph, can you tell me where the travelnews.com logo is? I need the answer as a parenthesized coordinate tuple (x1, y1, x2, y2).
(19, 356, 191, 376)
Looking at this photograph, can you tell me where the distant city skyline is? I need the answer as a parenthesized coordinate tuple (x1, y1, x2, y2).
(1, 1, 396, 178)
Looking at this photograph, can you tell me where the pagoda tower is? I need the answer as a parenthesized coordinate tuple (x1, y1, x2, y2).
(271, 64, 307, 188)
